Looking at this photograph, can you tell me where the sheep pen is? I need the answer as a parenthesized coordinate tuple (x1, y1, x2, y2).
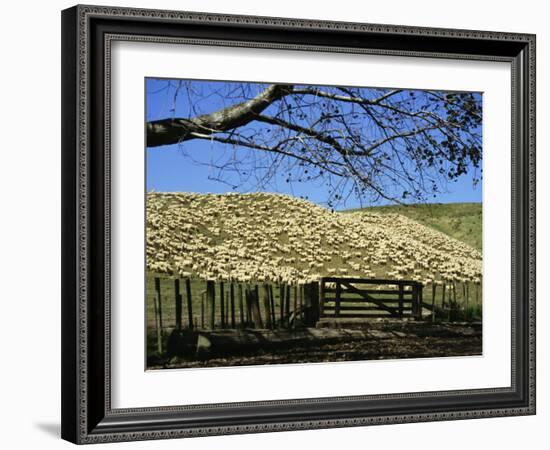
(145, 192, 482, 368)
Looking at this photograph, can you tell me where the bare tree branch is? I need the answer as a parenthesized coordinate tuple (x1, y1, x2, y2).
(147, 84, 293, 147)
(146, 81, 482, 205)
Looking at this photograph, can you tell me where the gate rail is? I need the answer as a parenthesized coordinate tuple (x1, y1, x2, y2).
(320, 277, 423, 320)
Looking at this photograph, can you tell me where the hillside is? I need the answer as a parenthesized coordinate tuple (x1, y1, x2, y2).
(344, 203, 482, 251)
(147, 192, 481, 285)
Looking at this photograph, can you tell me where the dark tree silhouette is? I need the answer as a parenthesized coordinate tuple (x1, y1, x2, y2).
(146, 81, 482, 206)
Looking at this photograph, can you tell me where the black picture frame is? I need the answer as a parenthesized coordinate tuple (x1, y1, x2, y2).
(61, 4, 536, 444)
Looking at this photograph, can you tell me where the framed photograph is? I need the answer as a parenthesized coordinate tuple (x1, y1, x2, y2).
(61, 4, 536, 444)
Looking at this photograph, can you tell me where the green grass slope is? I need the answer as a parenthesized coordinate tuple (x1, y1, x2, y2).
(344, 203, 482, 251)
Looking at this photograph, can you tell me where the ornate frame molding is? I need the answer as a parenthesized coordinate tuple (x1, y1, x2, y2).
(61, 4, 536, 444)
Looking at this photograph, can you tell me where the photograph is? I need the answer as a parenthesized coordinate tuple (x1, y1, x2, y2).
(145, 79, 483, 370)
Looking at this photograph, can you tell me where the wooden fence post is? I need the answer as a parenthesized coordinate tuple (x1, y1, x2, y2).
(303, 282, 320, 327)
(398, 283, 404, 317)
(225, 291, 230, 325)
(206, 280, 216, 329)
(269, 285, 275, 327)
(447, 283, 452, 321)
(465, 281, 470, 321)
(319, 279, 325, 318)
(299, 285, 304, 321)
(174, 278, 182, 330)
(431, 283, 436, 322)
(238, 284, 245, 326)
(335, 281, 341, 317)
(293, 285, 298, 318)
(263, 284, 272, 329)
(452, 282, 458, 321)
(411, 284, 416, 318)
(453, 282, 458, 305)
(153, 277, 163, 354)
(279, 284, 285, 324)
(185, 278, 193, 330)
(416, 284, 423, 320)
(220, 282, 225, 328)
(245, 286, 252, 324)
(255, 285, 260, 326)
(200, 291, 205, 329)
(303, 283, 310, 325)
(249, 285, 263, 328)
(230, 283, 236, 328)
(285, 284, 290, 325)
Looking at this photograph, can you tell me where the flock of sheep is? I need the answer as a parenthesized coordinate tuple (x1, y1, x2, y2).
(146, 192, 482, 287)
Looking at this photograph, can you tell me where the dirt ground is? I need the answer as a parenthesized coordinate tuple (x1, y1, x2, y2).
(147, 321, 482, 370)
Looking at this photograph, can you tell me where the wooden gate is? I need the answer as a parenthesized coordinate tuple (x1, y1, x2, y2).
(320, 277, 423, 320)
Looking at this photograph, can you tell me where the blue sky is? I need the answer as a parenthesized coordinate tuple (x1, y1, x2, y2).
(145, 78, 482, 210)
